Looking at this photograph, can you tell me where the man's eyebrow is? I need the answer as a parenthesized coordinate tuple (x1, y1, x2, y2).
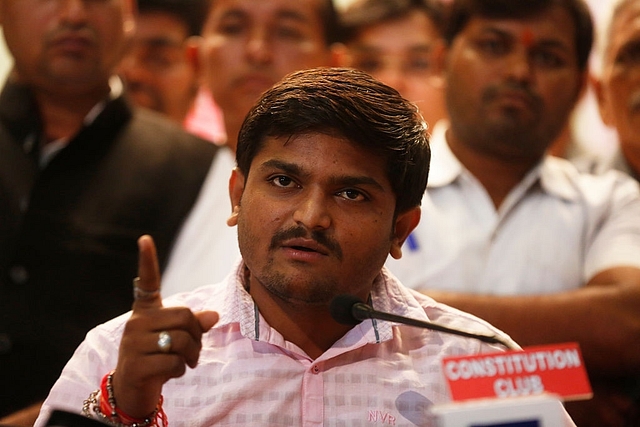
(533, 38, 573, 55)
(351, 44, 383, 54)
(217, 8, 247, 21)
(351, 44, 433, 53)
(409, 44, 435, 54)
(477, 26, 510, 38)
(259, 159, 305, 176)
(139, 37, 183, 48)
(276, 9, 313, 24)
(258, 159, 386, 191)
(615, 38, 640, 59)
(328, 175, 386, 192)
(480, 26, 572, 53)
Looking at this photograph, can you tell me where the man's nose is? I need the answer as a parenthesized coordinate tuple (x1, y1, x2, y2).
(118, 49, 154, 82)
(58, 0, 90, 25)
(245, 28, 273, 65)
(292, 189, 331, 230)
(504, 47, 534, 84)
(377, 65, 406, 94)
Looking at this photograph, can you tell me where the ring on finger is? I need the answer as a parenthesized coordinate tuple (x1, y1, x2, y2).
(133, 277, 160, 301)
(157, 331, 172, 353)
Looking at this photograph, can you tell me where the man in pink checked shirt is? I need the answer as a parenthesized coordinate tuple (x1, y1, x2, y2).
(35, 68, 574, 427)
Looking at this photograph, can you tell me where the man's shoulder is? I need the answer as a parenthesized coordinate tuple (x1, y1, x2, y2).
(381, 276, 517, 349)
(406, 288, 517, 349)
(116, 107, 219, 176)
(129, 107, 218, 152)
(541, 155, 640, 204)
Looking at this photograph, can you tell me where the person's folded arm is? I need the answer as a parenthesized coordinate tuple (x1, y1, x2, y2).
(423, 265, 640, 378)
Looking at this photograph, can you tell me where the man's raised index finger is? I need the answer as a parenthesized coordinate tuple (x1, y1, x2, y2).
(132, 234, 163, 310)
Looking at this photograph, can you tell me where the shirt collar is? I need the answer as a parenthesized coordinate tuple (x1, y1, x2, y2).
(83, 75, 123, 126)
(426, 120, 463, 188)
(536, 156, 583, 202)
(216, 261, 257, 339)
(427, 121, 581, 202)
(218, 262, 435, 347)
(38, 75, 125, 167)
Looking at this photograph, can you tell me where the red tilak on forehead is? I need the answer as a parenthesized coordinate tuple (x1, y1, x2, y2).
(521, 28, 535, 47)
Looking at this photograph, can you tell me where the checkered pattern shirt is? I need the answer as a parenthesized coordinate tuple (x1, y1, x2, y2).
(36, 262, 568, 427)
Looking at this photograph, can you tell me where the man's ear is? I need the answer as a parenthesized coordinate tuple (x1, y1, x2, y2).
(329, 42, 348, 67)
(331, 43, 352, 67)
(389, 207, 421, 260)
(427, 38, 447, 88)
(123, 0, 137, 36)
(592, 73, 615, 127)
(185, 35, 202, 75)
(226, 167, 245, 227)
(437, 38, 452, 81)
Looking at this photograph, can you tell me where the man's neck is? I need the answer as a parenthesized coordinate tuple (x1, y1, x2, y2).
(621, 143, 640, 181)
(446, 130, 540, 209)
(35, 84, 110, 143)
(247, 275, 352, 360)
(224, 116, 243, 154)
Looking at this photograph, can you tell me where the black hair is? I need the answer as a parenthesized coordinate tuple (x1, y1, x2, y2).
(236, 67, 430, 214)
(340, 0, 446, 42)
(444, 0, 594, 70)
(207, 0, 343, 45)
(137, 0, 212, 36)
(319, 0, 346, 45)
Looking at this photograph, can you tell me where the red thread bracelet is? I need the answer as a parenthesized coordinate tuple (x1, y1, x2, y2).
(98, 370, 167, 427)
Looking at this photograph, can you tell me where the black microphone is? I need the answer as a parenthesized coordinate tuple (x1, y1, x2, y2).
(330, 294, 517, 350)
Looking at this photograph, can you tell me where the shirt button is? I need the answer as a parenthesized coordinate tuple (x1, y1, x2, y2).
(23, 138, 35, 154)
(9, 265, 29, 284)
(0, 333, 12, 355)
(312, 365, 320, 374)
(19, 197, 29, 212)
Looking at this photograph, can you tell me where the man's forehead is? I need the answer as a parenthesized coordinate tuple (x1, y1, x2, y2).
(251, 133, 384, 168)
(609, 3, 640, 47)
(210, 0, 322, 22)
(464, 11, 576, 47)
(613, 0, 640, 28)
(135, 12, 190, 38)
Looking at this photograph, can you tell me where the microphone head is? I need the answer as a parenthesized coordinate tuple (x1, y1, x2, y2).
(329, 294, 364, 325)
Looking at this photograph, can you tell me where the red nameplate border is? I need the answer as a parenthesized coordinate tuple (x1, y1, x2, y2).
(442, 342, 592, 402)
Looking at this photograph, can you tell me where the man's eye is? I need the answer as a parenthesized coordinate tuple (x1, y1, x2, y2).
(477, 38, 509, 56)
(217, 20, 245, 36)
(616, 42, 640, 66)
(406, 56, 432, 73)
(275, 25, 305, 41)
(531, 50, 565, 69)
(353, 57, 382, 73)
(142, 52, 176, 69)
(271, 175, 295, 188)
(337, 189, 366, 201)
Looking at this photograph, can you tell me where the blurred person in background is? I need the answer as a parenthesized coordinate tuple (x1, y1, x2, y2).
(160, 0, 344, 296)
(593, 0, 640, 181)
(0, 0, 216, 424)
(386, 0, 640, 425)
(35, 67, 533, 427)
(118, 0, 209, 125)
(337, 0, 448, 129)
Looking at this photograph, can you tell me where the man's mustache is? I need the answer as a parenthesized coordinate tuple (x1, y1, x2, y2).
(482, 81, 542, 110)
(45, 23, 98, 49)
(628, 90, 640, 112)
(269, 226, 343, 261)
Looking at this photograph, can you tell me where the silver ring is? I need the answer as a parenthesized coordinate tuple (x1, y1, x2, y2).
(133, 277, 160, 301)
(157, 331, 172, 353)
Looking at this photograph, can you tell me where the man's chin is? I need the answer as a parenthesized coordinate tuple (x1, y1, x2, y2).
(261, 276, 337, 306)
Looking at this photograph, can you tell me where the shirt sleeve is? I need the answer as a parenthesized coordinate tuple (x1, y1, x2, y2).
(584, 171, 640, 281)
(34, 316, 127, 427)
